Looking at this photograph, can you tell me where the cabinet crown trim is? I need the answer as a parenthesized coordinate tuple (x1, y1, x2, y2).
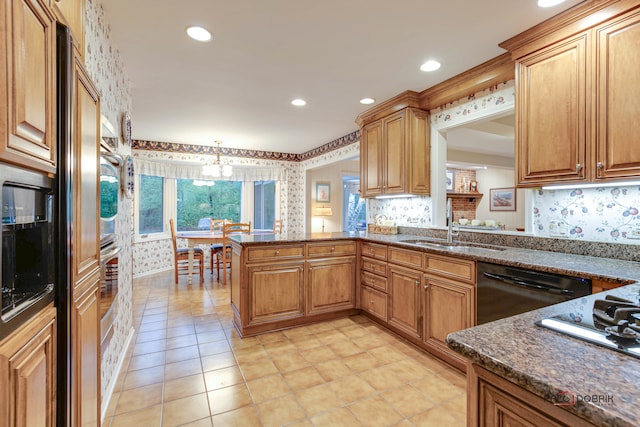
(355, 91, 423, 126)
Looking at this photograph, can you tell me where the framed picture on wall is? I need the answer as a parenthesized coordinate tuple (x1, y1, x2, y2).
(445, 170, 455, 192)
(490, 187, 516, 211)
(316, 182, 330, 203)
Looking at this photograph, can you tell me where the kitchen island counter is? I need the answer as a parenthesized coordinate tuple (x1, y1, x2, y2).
(447, 284, 640, 427)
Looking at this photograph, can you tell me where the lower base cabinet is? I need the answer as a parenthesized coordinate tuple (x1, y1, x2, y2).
(248, 263, 305, 325)
(388, 265, 422, 339)
(0, 305, 56, 427)
(471, 364, 596, 427)
(423, 275, 475, 367)
(361, 285, 388, 321)
(307, 257, 356, 315)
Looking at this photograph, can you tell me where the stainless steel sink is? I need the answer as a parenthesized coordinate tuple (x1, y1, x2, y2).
(400, 239, 507, 252)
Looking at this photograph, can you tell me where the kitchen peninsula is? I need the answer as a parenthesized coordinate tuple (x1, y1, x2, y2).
(229, 231, 640, 378)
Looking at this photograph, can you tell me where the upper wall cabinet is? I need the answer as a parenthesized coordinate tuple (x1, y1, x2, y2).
(0, 0, 56, 173)
(502, 1, 640, 187)
(357, 93, 430, 198)
(50, 0, 84, 59)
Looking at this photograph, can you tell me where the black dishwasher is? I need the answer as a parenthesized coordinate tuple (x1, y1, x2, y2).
(477, 262, 591, 325)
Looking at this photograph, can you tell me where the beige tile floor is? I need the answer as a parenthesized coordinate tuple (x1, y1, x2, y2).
(103, 270, 467, 427)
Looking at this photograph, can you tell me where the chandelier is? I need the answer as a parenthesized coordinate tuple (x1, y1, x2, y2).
(202, 140, 232, 177)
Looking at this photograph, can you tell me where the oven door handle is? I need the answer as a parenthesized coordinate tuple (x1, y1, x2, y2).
(100, 245, 121, 266)
(483, 272, 574, 296)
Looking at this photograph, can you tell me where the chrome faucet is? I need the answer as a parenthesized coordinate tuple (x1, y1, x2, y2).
(446, 198, 459, 244)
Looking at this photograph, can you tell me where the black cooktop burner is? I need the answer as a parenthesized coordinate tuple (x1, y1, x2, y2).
(536, 294, 640, 359)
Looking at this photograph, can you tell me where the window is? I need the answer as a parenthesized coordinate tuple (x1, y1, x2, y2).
(138, 175, 164, 234)
(176, 179, 242, 231)
(253, 181, 276, 230)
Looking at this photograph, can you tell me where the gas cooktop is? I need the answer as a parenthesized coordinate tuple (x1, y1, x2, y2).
(537, 294, 640, 360)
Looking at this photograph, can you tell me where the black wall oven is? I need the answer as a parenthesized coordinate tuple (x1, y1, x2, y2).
(0, 163, 55, 341)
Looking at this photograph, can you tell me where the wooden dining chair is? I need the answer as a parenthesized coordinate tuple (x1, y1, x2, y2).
(272, 219, 283, 234)
(215, 222, 251, 284)
(209, 219, 228, 272)
(169, 218, 204, 284)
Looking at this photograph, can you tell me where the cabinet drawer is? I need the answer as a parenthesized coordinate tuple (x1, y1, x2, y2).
(307, 241, 356, 257)
(425, 254, 475, 284)
(361, 242, 387, 261)
(361, 270, 388, 293)
(361, 286, 388, 321)
(247, 245, 304, 262)
(389, 247, 424, 269)
(361, 257, 387, 277)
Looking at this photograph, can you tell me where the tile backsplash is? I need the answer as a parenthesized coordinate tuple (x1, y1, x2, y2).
(367, 197, 433, 227)
(533, 185, 640, 244)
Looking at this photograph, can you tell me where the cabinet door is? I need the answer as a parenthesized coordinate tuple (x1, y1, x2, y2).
(423, 276, 474, 352)
(383, 110, 406, 194)
(0, 0, 56, 173)
(596, 9, 640, 179)
(407, 108, 430, 195)
(388, 265, 421, 338)
(49, 0, 84, 59)
(248, 263, 305, 325)
(307, 257, 356, 315)
(516, 33, 589, 186)
(361, 120, 383, 197)
(0, 305, 56, 427)
(72, 273, 100, 427)
(361, 286, 387, 322)
(72, 60, 101, 287)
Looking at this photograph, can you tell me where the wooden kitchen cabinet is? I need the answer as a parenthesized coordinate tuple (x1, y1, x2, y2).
(388, 264, 422, 339)
(248, 262, 305, 325)
(361, 285, 388, 322)
(359, 241, 389, 322)
(359, 107, 430, 197)
(0, 0, 56, 173)
(307, 257, 356, 315)
(0, 304, 56, 427)
(469, 364, 596, 427)
(307, 241, 356, 315)
(71, 272, 100, 427)
(504, 2, 640, 187)
(423, 275, 474, 369)
(50, 0, 84, 59)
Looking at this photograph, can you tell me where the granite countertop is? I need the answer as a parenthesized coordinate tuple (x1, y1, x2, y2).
(232, 231, 640, 284)
(447, 284, 640, 427)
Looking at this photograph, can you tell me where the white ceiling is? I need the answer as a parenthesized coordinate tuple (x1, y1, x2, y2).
(102, 0, 584, 154)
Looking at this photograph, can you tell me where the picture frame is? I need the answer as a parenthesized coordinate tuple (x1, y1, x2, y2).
(445, 170, 455, 192)
(490, 187, 516, 211)
(316, 182, 330, 203)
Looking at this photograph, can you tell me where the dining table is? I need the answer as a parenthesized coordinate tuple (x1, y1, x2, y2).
(176, 230, 274, 284)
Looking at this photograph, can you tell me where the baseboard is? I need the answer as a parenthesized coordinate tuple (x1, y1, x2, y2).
(101, 327, 135, 423)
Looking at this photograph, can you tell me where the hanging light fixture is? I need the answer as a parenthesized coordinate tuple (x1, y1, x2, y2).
(202, 140, 232, 177)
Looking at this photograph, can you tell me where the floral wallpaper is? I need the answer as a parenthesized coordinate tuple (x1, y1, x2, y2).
(85, 0, 134, 413)
(367, 197, 433, 227)
(431, 80, 515, 127)
(533, 185, 640, 244)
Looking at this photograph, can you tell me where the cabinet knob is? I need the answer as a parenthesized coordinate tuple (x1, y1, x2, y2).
(275, 250, 280, 255)
(576, 164, 583, 171)
(330, 247, 335, 252)
(597, 162, 604, 169)
(415, 281, 420, 286)
(424, 285, 429, 289)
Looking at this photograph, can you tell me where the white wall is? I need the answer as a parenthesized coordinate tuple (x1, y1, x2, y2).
(475, 169, 525, 230)
(306, 160, 359, 232)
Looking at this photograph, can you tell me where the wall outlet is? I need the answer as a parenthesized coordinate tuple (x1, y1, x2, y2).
(627, 228, 640, 239)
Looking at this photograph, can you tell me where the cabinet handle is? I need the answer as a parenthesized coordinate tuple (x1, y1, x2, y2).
(424, 285, 429, 289)
(330, 246, 335, 252)
(415, 281, 420, 286)
(576, 164, 583, 171)
(275, 250, 280, 255)
(597, 162, 604, 169)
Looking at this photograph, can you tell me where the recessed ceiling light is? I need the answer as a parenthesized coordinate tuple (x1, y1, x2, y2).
(537, 0, 566, 7)
(420, 60, 441, 72)
(360, 98, 375, 105)
(291, 99, 306, 106)
(186, 26, 212, 42)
